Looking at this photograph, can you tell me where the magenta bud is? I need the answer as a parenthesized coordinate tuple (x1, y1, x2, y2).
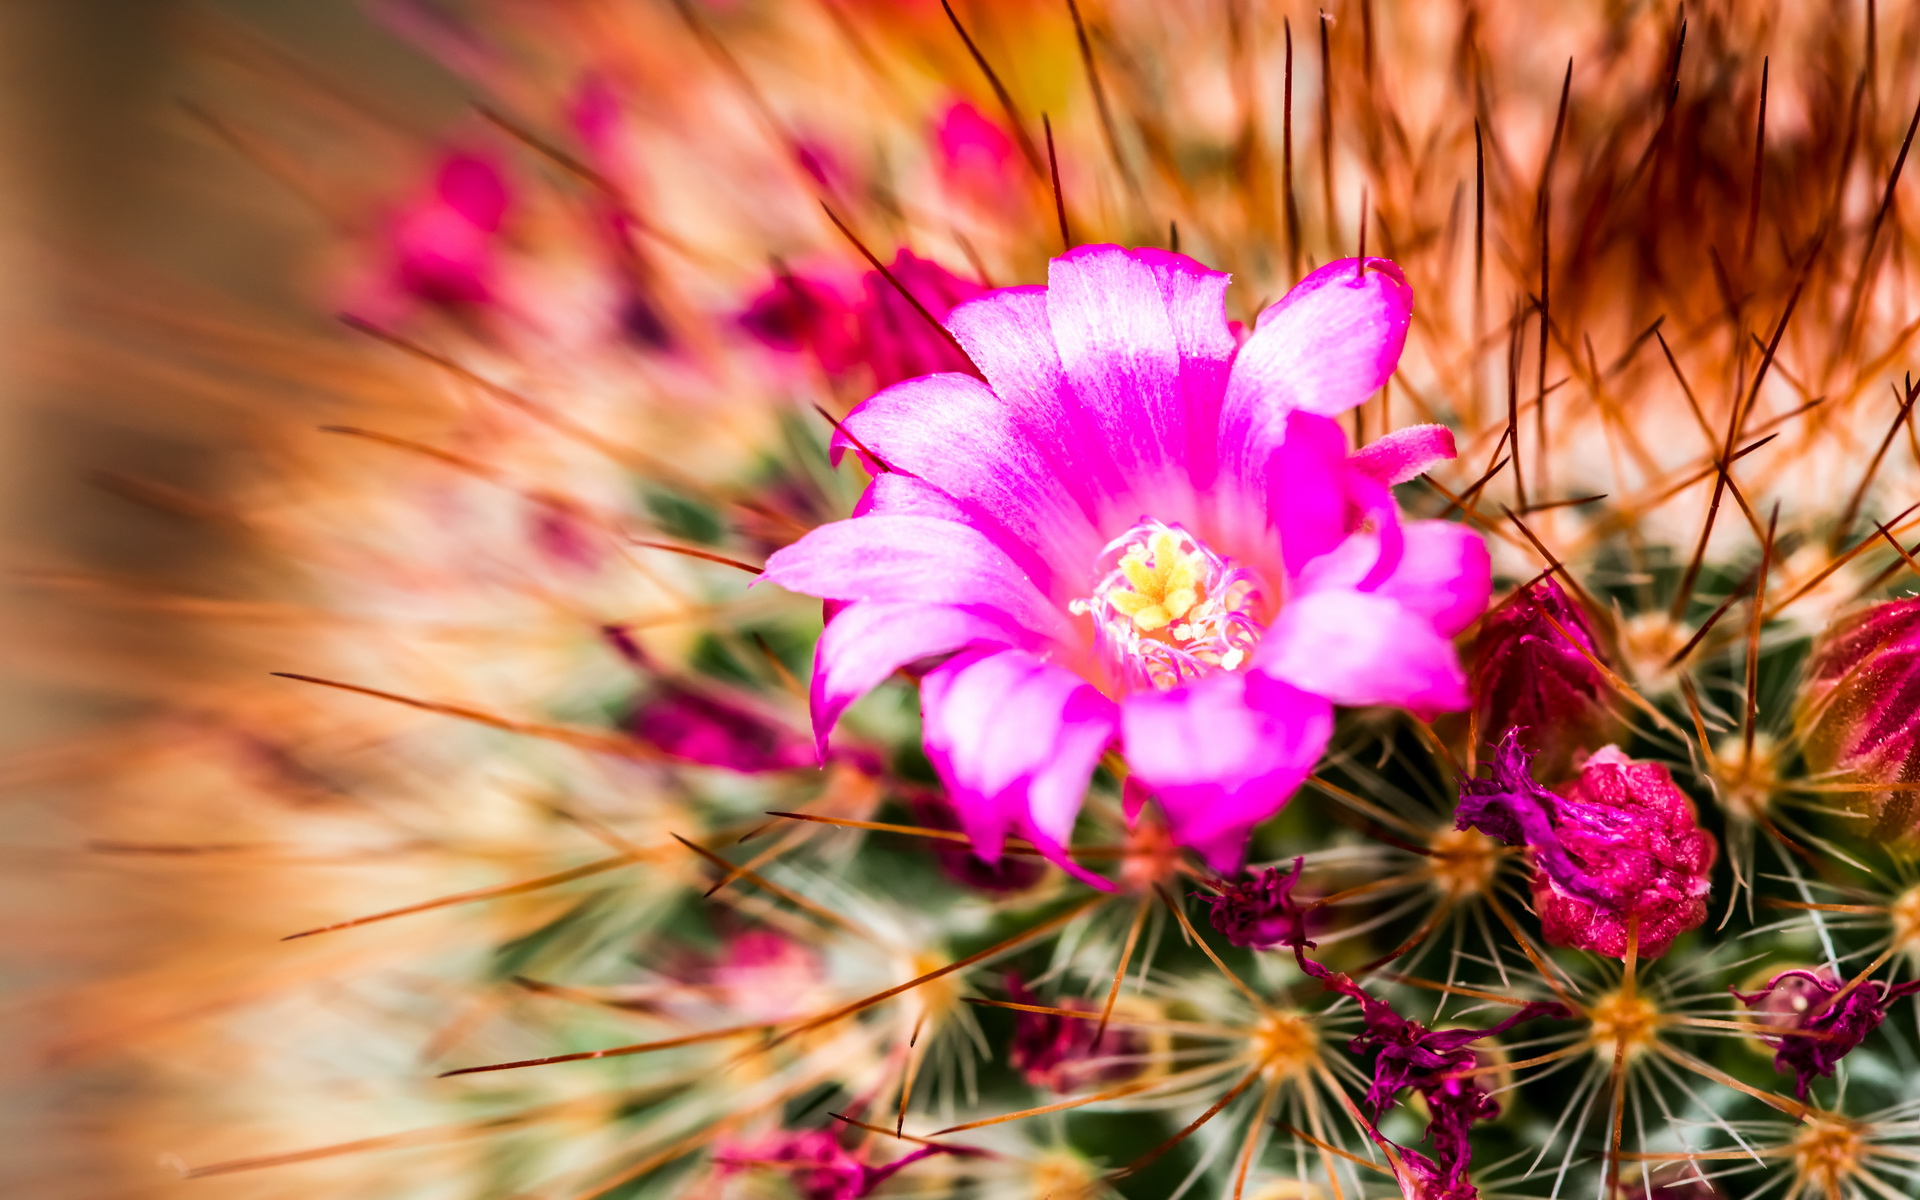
(1796, 599, 1920, 839)
(1469, 578, 1622, 781)
(1457, 734, 1716, 960)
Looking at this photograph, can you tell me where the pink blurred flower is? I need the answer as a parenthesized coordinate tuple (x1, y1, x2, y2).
(1732, 966, 1920, 1099)
(629, 685, 816, 773)
(739, 252, 984, 389)
(1003, 975, 1146, 1093)
(1456, 733, 1716, 959)
(382, 151, 512, 311)
(715, 1129, 957, 1200)
(1469, 577, 1622, 780)
(933, 99, 1019, 206)
(764, 246, 1485, 879)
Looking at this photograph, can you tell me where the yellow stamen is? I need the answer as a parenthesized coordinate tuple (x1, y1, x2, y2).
(1113, 531, 1205, 633)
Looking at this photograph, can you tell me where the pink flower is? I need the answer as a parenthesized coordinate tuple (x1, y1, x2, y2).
(740, 252, 985, 390)
(1456, 734, 1716, 959)
(1732, 966, 1920, 1100)
(1003, 975, 1146, 1092)
(933, 99, 1019, 206)
(1469, 577, 1622, 780)
(763, 246, 1485, 878)
(384, 151, 511, 310)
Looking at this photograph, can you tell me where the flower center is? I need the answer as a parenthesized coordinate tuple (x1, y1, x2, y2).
(1070, 520, 1266, 692)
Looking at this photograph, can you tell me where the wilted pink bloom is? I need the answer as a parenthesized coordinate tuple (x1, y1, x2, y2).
(384, 151, 511, 310)
(1732, 966, 1920, 1100)
(1469, 577, 1621, 780)
(1456, 733, 1716, 959)
(764, 246, 1485, 879)
(741, 252, 984, 390)
(1796, 599, 1920, 839)
(1196, 857, 1315, 949)
(629, 685, 815, 773)
(1286, 908, 1566, 1197)
(715, 1129, 959, 1200)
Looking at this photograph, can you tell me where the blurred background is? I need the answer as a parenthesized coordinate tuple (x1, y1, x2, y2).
(0, 7, 458, 1193)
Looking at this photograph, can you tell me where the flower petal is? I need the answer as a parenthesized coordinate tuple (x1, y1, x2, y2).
(761, 515, 1066, 641)
(1350, 424, 1457, 486)
(1219, 257, 1413, 489)
(1272, 410, 1351, 577)
(1133, 248, 1238, 487)
(943, 286, 1127, 512)
(1122, 673, 1333, 872)
(834, 372, 1102, 591)
(1257, 589, 1470, 716)
(1046, 245, 1187, 492)
(1293, 520, 1491, 638)
(809, 600, 1030, 758)
(920, 648, 1118, 886)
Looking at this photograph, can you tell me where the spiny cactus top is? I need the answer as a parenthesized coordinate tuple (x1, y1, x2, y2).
(764, 245, 1485, 877)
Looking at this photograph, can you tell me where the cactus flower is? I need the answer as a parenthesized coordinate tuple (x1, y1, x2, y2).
(764, 246, 1486, 878)
(1469, 577, 1622, 780)
(1796, 599, 1920, 840)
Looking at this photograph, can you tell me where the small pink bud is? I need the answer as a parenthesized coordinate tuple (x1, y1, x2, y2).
(1795, 599, 1920, 839)
(1469, 578, 1623, 780)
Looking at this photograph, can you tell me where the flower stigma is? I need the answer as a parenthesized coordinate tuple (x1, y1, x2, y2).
(1071, 520, 1266, 692)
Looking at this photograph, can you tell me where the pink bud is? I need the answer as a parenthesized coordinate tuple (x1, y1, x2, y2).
(1796, 599, 1920, 839)
(1469, 578, 1622, 781)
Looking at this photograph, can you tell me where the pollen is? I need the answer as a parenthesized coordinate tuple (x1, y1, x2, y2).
(1250, 1010, 1321, 1081)
(1585, 988, 1663, 1061)
(1074, 519, 1266, 692)
(1426, 826, 1503, 898)
(1890, 884, 1920, 955)
(1110, 530, 1205, 631)
(1790, 1114, 1866, 1197)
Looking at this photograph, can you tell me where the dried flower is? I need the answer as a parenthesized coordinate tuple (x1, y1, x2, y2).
(1196, 858, 1315, 949)
(1796, 599, 1920, 840)
(1286, 899, 1566, 1196)
(1733, 967, 1920, 1100)
(1469, 577, 1622, 780)
(766, 246, 1485, 876)
(1456, 733, 1716, 959)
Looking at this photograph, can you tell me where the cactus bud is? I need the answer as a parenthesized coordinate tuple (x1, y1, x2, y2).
(1469, 578, 1623, 780)
(1796, 599, 1920, 840)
